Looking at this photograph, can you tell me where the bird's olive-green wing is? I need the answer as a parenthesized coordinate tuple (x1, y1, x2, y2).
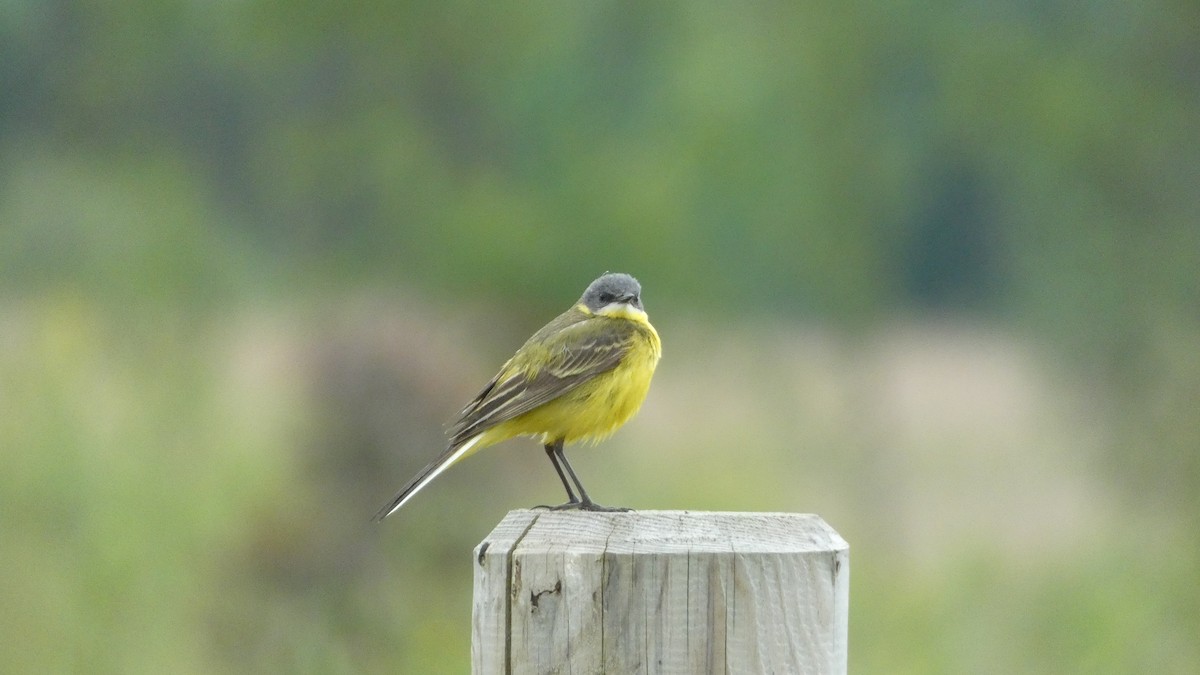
(448, 318, 635, 445)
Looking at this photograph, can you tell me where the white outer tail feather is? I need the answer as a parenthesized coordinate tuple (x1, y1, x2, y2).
(376, 434, 482, 520)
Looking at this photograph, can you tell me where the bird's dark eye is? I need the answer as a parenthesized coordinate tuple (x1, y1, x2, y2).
(598, 292, 614, 304)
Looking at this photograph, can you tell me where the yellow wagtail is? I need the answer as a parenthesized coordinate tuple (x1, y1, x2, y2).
(373, 272, 661, 520)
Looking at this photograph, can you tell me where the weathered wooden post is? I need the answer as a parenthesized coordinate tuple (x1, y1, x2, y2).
(472, 510, 849, 674)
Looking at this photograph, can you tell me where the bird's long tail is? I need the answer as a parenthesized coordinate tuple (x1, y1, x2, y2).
(372, 434, 483, 521)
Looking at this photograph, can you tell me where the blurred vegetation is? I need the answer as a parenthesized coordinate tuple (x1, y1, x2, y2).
(2, 1, 1198, 672)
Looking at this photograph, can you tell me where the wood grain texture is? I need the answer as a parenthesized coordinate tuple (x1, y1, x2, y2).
(472, 510, 849, 675)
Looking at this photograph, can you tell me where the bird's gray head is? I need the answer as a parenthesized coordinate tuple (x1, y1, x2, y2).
(580, 273, 644, 313)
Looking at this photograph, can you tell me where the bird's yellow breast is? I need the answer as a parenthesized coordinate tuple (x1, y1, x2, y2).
(488, 315, 661, 447)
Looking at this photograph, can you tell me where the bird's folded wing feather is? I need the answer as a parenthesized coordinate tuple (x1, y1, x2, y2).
(448, 321, 632, 445)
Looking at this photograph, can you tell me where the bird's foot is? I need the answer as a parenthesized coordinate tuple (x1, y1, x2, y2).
(532, 499, 632, 512)
(579, 501, 633, 512)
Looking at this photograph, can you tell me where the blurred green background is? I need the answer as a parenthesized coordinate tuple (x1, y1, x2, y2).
(3, 1, 1198, 672)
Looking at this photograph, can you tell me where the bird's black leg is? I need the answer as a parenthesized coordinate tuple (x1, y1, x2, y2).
(533, 440, 579, 509)
(552, 443, 631, 512)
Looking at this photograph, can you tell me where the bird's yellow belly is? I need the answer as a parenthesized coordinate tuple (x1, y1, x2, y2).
(493, 327, 660, 446)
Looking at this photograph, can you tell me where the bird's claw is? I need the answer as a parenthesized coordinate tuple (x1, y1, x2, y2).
(531, 500, 632, 512)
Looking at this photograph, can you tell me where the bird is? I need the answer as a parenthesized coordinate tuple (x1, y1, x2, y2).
(373, 272, 662, 521)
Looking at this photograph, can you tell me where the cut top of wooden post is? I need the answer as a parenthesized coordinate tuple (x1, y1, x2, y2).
(472, 510, 849, 675)
(487, 509, 846, 552)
